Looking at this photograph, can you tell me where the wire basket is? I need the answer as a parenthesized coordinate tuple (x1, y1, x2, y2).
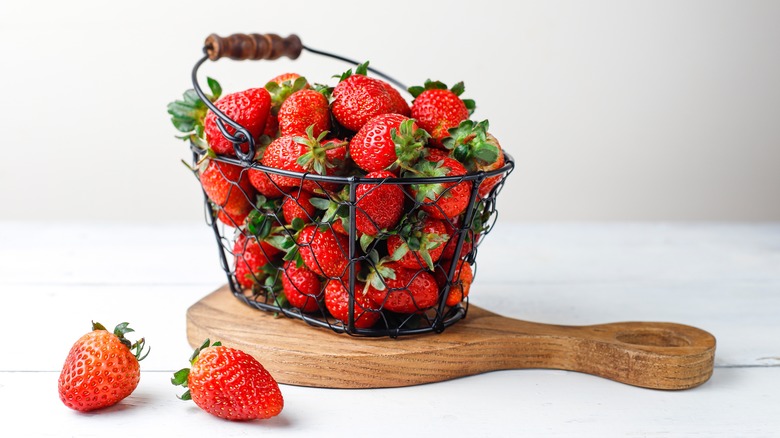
(187, 33, 515, 337)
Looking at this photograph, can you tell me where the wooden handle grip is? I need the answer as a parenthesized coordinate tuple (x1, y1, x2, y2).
(204, 33, 302, 61)
(465, 308, 716, 390)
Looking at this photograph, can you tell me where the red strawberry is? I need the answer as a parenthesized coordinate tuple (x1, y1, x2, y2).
(260, 131, 342, 192)
(409, 80, 474, 146)
(263, 113, 279, 138)
(349, 113, 429, 173)
(59, 322, 149, 412)
(386, 214, 449, 271)
(217, 208, 250, 228)
(440, 220, 479, 260)
(268, 72, 303, 85)
(442, 120, 504, 198)
(355, 170, 405, 236)
(331, 63, 394, 132)
(278, 89, 331, 137)
(365, 262, 439, 313)
(296, 225, 350, 278)
(379, 80, 411, 116)
(205, 88, 271, 156)
(233, 234, 280, 289)
(434, 259, 474, 306)
(247, 167, 285, 199)
(408, 152, 472, 220)
(324, 278, 380, 329)
(323, 139, 349, 175)
(172, 340, 283, 421)
(281, 190, 318, 225)
(281, 260, 323, 312)
(477, 133, 506, 198)
(200, 159, 256, 221)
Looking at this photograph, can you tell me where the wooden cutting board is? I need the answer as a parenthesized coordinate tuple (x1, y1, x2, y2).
(186, 285, 716, 390)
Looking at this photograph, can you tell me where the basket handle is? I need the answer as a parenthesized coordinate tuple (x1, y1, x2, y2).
(204, 33, 303, 61)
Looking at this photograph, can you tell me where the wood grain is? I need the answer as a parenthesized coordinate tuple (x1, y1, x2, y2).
(186, 285, 716, 390)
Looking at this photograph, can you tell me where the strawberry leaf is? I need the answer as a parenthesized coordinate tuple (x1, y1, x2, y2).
(207, 77, 222, 100)
(355, 61, 370, 76)
(171, 368, 189, 387)
(463, 99, 476, 115)
(408, 86, 425, 98)
(450, 81, 465, 96)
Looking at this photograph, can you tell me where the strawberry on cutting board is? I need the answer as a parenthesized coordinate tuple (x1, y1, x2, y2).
(59, 322, 149, 412)
(172, 340, 283, 421)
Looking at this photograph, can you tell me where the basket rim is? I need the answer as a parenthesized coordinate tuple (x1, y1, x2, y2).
(192, 142, 515, 185)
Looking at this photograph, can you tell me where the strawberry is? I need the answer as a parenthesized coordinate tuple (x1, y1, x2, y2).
(264, 74, 309, 139)
(349, 114, 429, 173)
(296, 224, 350, 278)
(440, 221, 478, 261)
(409, 80, 475, 146)
(386, 213, 449, 271)
(365, 261, 439, 313)
(407, 151, 472, 220)
(233, 233, 280, 289)
(442, 120, 504, 198)
(263, 113, 279, 138)
(278, 89, 331, 137)
(268, 72, 303, 85)
(355, 170, 405, 236)
(476, 132, 506, 198)
(331, 62, 395, 132)
(434, 259, 474, 306)
(260, 129, 343, 192)
(205, 88, 271, 156)
(324, 278, 380, 329)
(200, 158, 256, 222)
(59, 322, 149, 412)
(281, 190, 318, 225)
(281, 260, 324, 312)
(247, 167, 286, 199)
(172, 340, 283, 421)
(379, 80, 411, 116)
(217, 208, 250, 228)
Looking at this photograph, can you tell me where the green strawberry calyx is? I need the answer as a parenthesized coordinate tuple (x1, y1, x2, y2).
(167, 77, 222, 148)
(442, 120, 499, 172)
(171, 339, 223, 401)
(360, 250, 398, 294)
(390, 212, 449, 271)
(336, 61, 370, 83)
(265, 76, 309, 115)
(294, 126, 345, 175)
(390, 119, 430, 173)
(408, 79, 476, 115)
(92, 321, 150, 361)
(407, 159, 452, 203)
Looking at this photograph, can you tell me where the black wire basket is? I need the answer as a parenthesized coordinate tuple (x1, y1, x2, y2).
(187, 33, 515, 337)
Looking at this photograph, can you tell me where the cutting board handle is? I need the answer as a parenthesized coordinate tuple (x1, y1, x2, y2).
(465, 307, 716, 390)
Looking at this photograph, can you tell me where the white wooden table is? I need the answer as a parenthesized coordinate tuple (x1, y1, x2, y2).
(1, 222, 777, 437)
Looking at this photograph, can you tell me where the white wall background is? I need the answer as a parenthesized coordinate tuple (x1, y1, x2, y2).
(0, 0, 778, 223)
